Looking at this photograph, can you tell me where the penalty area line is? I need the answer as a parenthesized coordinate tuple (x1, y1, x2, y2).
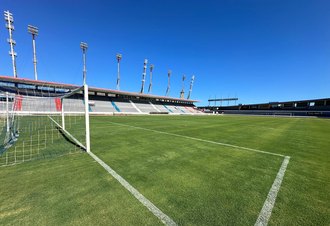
(255, 156, 290, 226)
(105, 121, 285, 158)
(88, 151, 177, 226)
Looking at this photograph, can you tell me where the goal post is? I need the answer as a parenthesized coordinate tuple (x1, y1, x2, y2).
(0, 91, 19, 154)
(84, 84, 91, 153)
(49, 84, 90, 153)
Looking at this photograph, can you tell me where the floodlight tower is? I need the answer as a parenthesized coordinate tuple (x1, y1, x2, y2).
(4, 10, 17, 78)
(140, 59, 148, 93)
(165, 70, 171, 96)
(187, 75, 195, 99)
(180, 74, 186, 99)
(148, 64, 154, 93)
(116, 53, 122, 90)
(80, 42, 88, 85)
(28, 25, 39, 80)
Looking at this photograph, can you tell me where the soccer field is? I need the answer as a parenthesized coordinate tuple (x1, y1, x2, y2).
(0, 115, 329, 225)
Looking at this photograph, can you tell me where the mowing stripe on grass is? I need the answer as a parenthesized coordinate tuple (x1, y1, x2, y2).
(255, 156, 290, 226)
(88, 151, 177, 226)
(105, 121, 285, 157)
(49, 116, 176, 225)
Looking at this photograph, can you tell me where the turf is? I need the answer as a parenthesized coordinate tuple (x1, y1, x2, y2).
(1, 115, 329, 225)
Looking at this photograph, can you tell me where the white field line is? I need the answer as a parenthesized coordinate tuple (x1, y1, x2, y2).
(104, 121, 285, 157)
(88, 151, 177, 226)
(255, 156, 290, 226)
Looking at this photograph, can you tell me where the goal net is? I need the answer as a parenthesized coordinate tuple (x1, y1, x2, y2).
(0, 84, 90, 166)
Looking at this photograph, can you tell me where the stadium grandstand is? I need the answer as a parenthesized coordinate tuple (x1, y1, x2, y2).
(0, 75, 202, 115)
(198, 98, 330, 117)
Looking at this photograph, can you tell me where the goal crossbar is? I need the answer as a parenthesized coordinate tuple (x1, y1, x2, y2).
(61, 86, 84, 99)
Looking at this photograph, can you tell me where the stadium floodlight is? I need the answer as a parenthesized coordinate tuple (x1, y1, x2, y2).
(140, 59, 148, 93)
(116, 53, 122, 90)
(28, 25, 39, 80)
(180, 74, 186, 99)
(187, 75, 195, 99)
(80, 42, 88, 85)
(165, 69, 171, 96)
(4, 10, 18, 78)
(148, 64, 154, 93)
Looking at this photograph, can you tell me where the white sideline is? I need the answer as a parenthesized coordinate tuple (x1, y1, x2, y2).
(255, 156, 290, 226)
(48, 117, 176, 225)
(88, 151, 177, 226)
(48, 116, 289, 225)
(106, 121, 285, 157)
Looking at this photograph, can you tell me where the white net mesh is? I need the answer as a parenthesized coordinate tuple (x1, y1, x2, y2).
(0, 86, 88, 166)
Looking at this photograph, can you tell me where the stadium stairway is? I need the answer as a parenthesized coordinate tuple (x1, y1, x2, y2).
(163, 105, 173, 113)
(113, 101, 139, 113)
(111, 101, 121, 112)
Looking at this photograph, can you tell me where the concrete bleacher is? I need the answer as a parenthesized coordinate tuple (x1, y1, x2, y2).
(153, 104, 170, 113)
(0, 76, 202, 116)
(175, 106, 188, 113)
(90, 99, 116, 113)
(0, 95, 202, 115)
(63, 98, 85, 113)
(164, 105, 183, 114)
(132, 101, 157, 113)
(113, 100, 139, 113)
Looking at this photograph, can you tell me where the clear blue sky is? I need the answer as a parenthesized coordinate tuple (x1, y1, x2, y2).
(1, 0, 329, 106)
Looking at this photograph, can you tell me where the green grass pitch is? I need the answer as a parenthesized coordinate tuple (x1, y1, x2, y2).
(0, 115, 329, 225)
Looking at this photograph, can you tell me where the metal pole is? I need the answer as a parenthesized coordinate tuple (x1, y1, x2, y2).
(116, 53, 122, 90)
(148, 64, 154, 93)
(61, 98, 65, 130)
(180, 75, 186, 99)
(80, 42, 88, 85)
(4, 10, 17, 78)
(140, 59, 148, 93)
(165, 70, 171, 96)
(32, 35, 38, 80)
(83, 50, 86, 85)
(6, 92, 9, 132)
(84, 84, 90, 153)
(187, 75, 195, 99)
(28, 25, 39, 80)
(117, 59, 120, 90)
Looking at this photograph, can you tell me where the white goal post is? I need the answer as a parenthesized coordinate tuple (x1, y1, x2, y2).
(50, 84, 90, 153)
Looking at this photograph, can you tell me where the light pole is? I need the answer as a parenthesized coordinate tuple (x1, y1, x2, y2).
(180, 74, 186, 99)
(165, 70, 171, 96)
(140, 59, 148, 93)
(187, 75, 195, 99)
(4, 10, 17, 78)
(80, 42, 88, 85)
(148, 64, 154, 93)
(28, 25, 39, 80)
(116, 53, 122, 90)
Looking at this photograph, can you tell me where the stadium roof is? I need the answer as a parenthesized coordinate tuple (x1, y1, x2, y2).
(0, 75, 198, 103)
